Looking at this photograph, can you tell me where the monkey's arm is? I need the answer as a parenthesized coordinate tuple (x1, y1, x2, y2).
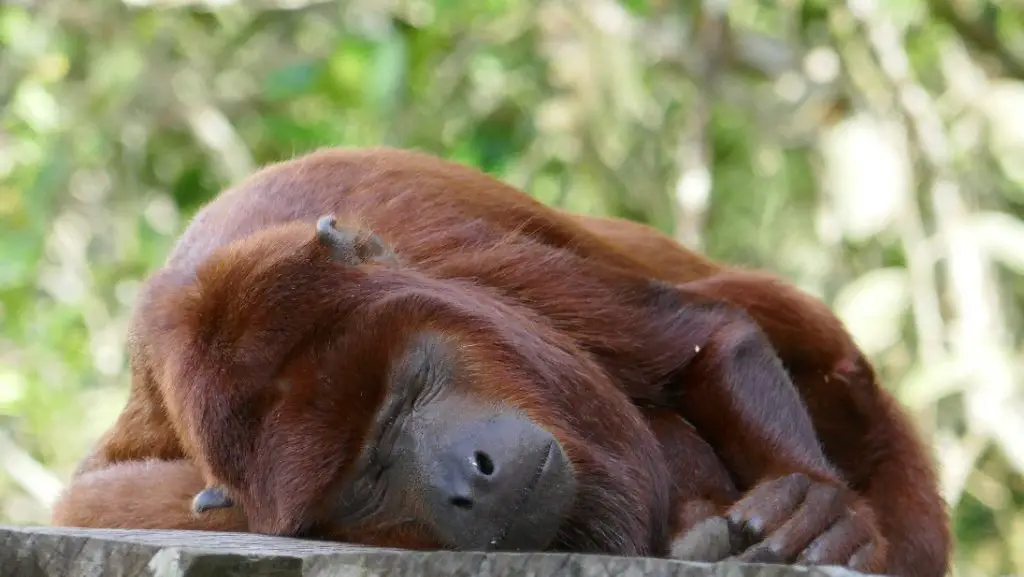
(641, 290, 886, 573)
(51, 459, 248, 532)
(676, 273, 950, 577)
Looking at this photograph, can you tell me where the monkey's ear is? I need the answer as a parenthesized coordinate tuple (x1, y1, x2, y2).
(316, 214, 397, 265)
(192, 486, 235, 514)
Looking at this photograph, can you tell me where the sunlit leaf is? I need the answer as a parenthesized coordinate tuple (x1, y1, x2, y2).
(833, 267, 911, 357)
(820, 115, 910, 241)
(899, 355, 972, 410)
(970, 211, 1024, 273)
(0, 369, 27, 415)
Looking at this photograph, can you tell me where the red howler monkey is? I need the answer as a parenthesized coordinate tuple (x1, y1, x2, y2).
(52, 147, 949, 577)
(54, 408, 739, 549)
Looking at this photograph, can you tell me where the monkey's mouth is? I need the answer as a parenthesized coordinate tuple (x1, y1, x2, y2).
(486, 441, 576, 552)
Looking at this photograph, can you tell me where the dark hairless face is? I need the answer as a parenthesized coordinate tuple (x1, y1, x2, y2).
(180, 216, 666, 554)
(323, 332, 577, 551)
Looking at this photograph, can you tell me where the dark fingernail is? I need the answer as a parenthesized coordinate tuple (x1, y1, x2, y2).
(725, 512, 762, 535)
(745, 516, 765, 536)
(192, 487, 234, 513)
(726, 512, 744, 530)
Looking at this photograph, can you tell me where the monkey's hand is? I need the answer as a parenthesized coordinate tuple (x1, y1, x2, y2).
(670, 473, 887, 573)
(51, 460, 248, 532)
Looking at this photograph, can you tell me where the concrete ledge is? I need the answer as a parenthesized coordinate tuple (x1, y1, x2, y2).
(0, 525, 878, 577)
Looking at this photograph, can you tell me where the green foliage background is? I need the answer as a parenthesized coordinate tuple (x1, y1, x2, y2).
(2, 1, 1023, 575)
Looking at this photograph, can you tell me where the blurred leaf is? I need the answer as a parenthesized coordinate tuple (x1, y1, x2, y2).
(878, 0, 927, 31)
(23, 140, 71, 229)
(619, 0, 651, 17)
(11, 82, 60, 133)
(971, 211, 1024, 273)
(899, 355, 973, 410)
(820, 115, 910, 242)
(370, 24, 408, 117)
(263, 60, 323, 101)
(0, 369, 28, 416)
(0, 230, 40, 289)
(833, 268, 911, 357)
(327, 37, 375, 107)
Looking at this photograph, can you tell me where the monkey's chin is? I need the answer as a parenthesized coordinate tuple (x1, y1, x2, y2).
(480, 441, 578, 553)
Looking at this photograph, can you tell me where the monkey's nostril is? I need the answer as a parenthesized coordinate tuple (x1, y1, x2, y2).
(450, 496, 474, 510)
(474, 451, 495, 476)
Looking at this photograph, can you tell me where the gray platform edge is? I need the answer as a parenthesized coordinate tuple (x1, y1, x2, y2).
(0, 525, 880, 577)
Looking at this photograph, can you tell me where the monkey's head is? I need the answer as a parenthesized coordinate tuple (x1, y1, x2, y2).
(142, 215, 670, 555)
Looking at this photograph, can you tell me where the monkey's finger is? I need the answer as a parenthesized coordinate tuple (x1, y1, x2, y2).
(796, 516, 866, 565)
(192, 487, 234, 514)
(736, 482, 843, 564)
(726, 473, 812, 538)
(670, 516, 738, 562)
(847, 542, 880, 572)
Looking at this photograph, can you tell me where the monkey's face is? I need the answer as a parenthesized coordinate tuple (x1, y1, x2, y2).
(155, 216, 670, 556)
(311, 329, 577, 552)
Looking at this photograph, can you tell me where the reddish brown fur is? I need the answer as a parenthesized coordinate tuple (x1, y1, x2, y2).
(572, 219, 950, 577)
(640, 408, 740, 536)
(53, 413, 736, 546)
(54, 147, 949, 576)
(51, 459, 248, 532)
